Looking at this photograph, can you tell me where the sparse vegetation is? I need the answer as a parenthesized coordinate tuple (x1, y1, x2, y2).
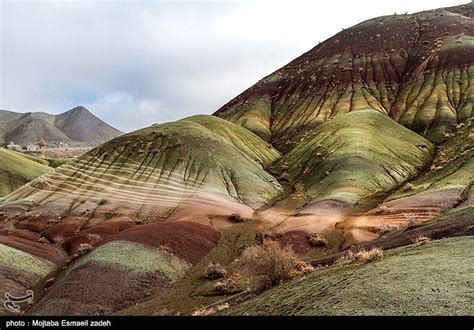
(228, 213, 246, 223)
(307, 232, 329, 247)
(191, 303, 230, 316)
(77, 243, 94, 256)
(338, 247, 384, 264)
(212, 278, 236, 294)
(414, 236, 431, 246)
(377, 223, 397, 236)
(375, 205, 389, 214)
(152, 308, 181, 316)
(405, 213, 420, 227)
(241, 239, 311, 285)
(204, 262, 227, 280)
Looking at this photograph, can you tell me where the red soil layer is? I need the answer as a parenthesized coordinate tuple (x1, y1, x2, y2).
(312, 211, 474, 267)
(62, 221, 136, 255)
(42, 218, 80, 245)
(0, 228, 39, 241)
(30, 263, 170, 316)
(99, 221, 221, 265)
(277, 230, 313, 255)
(214, 3, 474, 143)
(0, 234, 66, 264)
(14, 211, 53, 233)
(216, 4, 473, 105)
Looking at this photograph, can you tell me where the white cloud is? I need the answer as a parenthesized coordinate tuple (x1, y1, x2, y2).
(0, 0, 464, 131)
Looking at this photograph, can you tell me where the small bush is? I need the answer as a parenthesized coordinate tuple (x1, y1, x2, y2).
(241, 239, 309, 285)
(152, 309, 181, 316)
(307, 232, 329, 247)
(228, 213, 245, 223)
(414, 235, 430, 246)
(191, 303, 229, 316)
(86, 233, 102, 245)
(377, 223, 397, 235)
(77, 243, 93, 256)
(338, 247, 384, 264)
(375, 205, 389, 214)
(255, 231, 278, 244)
(212, 278, 236, 294)
(204, 262, 227, 280)
(405, 213, 419, 227)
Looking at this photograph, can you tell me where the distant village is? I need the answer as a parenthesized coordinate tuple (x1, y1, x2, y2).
(5, 139, 70, 152)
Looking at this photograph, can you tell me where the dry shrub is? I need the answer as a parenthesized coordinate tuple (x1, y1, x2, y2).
(377, 222, 397, 235)
(307, 232, 329, 247)
(241, 239, 311, 285)
(228, 213, 245, 223)
(152, 309, 181, 316)
(86, 233, 101, 245)
(191, 303, 229, 316)
(339, 247, 384, 264)
(405, 213, 419, 227)
(212, 278, 236, 294)
(77, 243, 93, 256)
(293, 259, 314, 274)
(204, 262, 227, 280)
(414, 235, 430, 246)
(255, 231, 277, 244)
(375, 205, 389, 214)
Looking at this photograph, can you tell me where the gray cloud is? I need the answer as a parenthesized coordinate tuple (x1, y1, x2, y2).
(0, 0, 463, 131)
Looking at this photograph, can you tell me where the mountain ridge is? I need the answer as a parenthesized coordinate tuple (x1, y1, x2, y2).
(0, 106, 123, 147)
(214, 2, 473, 148)
(0, 2, 472, 316)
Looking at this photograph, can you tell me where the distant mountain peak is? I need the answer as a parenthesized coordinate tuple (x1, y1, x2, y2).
(0, 107, 123, 147)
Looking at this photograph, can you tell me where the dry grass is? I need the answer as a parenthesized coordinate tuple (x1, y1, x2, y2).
(191, 303, 229, 316)
(414, 235, 431, 246)
(375, 205, 389, 214)
(204, 262, 227, 280)
(377, 222, 397, 235)
(212, 278, 236, 294)
(405, 213, 420, 227)
(77, 243, 93, 256)
(307, 232, 329, 247)
(241, 239, 312, 285)
(338, 247, 384, 264)
(152, 308, 181, 316)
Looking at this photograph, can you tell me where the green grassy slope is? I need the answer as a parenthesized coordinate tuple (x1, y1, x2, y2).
(387, 119, 473, 203)
(0, 148, 52, 197)
(271, 109, 434, 205)
(223, 237, 474, 316)
(2, 115, 283, 224)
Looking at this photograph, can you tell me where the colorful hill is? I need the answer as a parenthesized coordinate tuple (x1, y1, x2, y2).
(0, 2, 472, 316)
(0, 106, 123, 147)
(214, 3, 473, 146)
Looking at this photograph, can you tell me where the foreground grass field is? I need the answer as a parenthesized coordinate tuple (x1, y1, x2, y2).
(222, 237, 474, 316)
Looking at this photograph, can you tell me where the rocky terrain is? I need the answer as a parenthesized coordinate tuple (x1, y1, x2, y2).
(0, 3, 472, 316)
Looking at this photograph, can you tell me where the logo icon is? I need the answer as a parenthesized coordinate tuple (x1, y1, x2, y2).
(4, 290, 34, 313)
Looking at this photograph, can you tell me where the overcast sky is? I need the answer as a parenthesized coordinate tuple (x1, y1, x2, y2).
(0, 0, 465, 132)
